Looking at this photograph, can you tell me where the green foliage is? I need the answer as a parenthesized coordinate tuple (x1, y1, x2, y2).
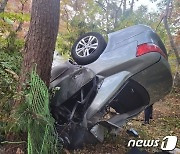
(57, 0, 169, 57)
(9, 68, 60, 154)
(0, 12, 29, 37)
(0, 7, 26, 125)
(0, 50, 22, 120)
(0, 12, 30, 23)
(28, 69, 59, 154)
(56, 33, 73, 56)
(0, 16, 24, 134)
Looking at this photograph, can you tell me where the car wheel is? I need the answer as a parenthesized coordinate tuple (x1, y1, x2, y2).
(71, 32, 107, 65)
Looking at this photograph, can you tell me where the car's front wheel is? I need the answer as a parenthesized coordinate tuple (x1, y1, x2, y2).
(71, 32, 107, 65)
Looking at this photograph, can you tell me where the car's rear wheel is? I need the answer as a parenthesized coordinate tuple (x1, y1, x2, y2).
(71, 32, 107, 65)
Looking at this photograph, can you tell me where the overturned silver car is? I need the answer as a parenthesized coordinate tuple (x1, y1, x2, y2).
(50, 25, 172, 149)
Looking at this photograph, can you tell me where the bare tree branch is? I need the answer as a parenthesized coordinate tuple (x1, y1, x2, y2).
(123, 0, 126, 15)
(114, 0, 123, 28)
(5, 69, 19, 81)
(163, 0, 180, 64)
(64, 6, 71, 33)
(95, 1, 106, 11)
(117, 0, 123, 13)
(130, 0, 134, 12)
(155, 13, 164, 31)
(15, 0, 28, 32)
(0, 0, 8, 13)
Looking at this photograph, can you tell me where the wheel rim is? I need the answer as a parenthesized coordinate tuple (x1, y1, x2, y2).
(75, 36, 98, 57)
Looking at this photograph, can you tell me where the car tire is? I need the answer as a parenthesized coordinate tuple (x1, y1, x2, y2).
(71, 32, 107, 65)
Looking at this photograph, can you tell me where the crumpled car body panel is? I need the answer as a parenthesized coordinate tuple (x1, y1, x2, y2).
(50, 25, 172, 149)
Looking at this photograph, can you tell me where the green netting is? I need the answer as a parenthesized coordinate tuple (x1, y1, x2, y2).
(27, 68, 59, 154)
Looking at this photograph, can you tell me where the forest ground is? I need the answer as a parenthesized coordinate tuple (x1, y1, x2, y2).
(0, 88, 179, 154)
(72, 88, 180, 154)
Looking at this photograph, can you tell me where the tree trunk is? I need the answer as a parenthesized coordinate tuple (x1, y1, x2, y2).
(106, 0, 110, 33)
(130, 0, 134, 12)
(164, 0, 180, 88)
(163, 0, 180, 64)
(0, 0, 8, 13)
(123, 0, 126, 15)
(20, 0, 60, 87)
(114, 1, 123, 29)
